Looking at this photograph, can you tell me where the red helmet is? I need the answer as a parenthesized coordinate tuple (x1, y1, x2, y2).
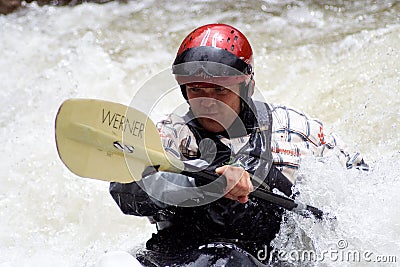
(172, 24, 255, 98)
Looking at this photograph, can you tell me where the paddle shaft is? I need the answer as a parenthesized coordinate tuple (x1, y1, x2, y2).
(181, 162, 326, 220)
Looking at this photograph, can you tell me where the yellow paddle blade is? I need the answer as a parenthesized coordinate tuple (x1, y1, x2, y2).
(55, 98, 183, 183)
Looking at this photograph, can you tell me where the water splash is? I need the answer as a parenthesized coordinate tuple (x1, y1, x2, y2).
(1, 0, 399, 266)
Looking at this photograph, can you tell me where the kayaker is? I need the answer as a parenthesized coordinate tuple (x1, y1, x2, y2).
(106, 24, 368, 266)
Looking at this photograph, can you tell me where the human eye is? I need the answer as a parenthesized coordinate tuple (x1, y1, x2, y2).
(214, 87, 228, 94)
(188, 87, 201, 93)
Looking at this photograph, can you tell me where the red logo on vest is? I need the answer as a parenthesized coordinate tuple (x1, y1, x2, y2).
(318, 126, 326, 145)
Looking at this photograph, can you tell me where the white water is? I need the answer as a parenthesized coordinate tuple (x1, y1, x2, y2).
(1, 1, 399, 266)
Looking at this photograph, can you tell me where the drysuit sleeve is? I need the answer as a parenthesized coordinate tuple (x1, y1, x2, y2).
(320, 132, 369, 171)
(270, 104, 369, 182)
(109, 181, 162, 217)
(109, 163, 211, 216)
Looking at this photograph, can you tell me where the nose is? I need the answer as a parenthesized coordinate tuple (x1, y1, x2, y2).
(194, 88, 218, 108)
(200, 97, 217, 108)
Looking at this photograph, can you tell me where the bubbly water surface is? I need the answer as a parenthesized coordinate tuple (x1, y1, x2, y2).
(1, 1, 399, 266)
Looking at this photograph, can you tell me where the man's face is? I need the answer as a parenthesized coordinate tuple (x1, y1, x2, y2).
(186, 84, 241, 133)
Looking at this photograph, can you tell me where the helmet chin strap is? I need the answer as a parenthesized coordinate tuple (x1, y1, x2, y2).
(241, 76, 254, 101)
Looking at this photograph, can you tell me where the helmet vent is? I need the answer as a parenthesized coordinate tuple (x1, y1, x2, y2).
(174, 24, 254, 77)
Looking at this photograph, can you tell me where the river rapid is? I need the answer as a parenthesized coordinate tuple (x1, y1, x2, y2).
(1, 1, 399, 266)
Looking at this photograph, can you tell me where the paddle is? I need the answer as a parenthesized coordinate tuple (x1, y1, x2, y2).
(55, 98, 331, 220)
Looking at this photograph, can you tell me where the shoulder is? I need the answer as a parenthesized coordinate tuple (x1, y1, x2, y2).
(157, 113, 199, 159)
(269, 103, 323, 126)
(269, 103, 325, 145)
(157, 113, 187, 138)
(269, 103, 317, 119)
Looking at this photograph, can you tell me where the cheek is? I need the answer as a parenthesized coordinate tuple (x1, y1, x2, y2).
(187, 98, 202, 111)
(223, 98, 241, 115)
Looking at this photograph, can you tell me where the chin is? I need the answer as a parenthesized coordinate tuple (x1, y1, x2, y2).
(199, 119, 229, 133)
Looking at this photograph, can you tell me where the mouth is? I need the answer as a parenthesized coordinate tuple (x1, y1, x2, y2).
(197, 113, 220, 118)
